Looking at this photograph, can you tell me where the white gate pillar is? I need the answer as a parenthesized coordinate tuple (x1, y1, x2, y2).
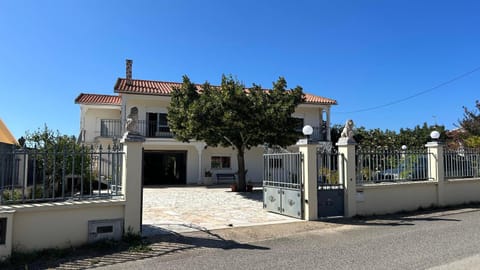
(121, 133, 145, 234)
(299, 144, 318, 221)
(337, 134, 357, 217)
(426, 139, 445, 206)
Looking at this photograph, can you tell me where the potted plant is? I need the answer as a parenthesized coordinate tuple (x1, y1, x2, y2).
(204, 170, 213, 185)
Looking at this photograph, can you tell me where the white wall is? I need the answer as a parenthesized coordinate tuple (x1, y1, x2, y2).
(7, 200, 125, 252)
(356, 182, 437, 216)
(444, 178, 480, 205)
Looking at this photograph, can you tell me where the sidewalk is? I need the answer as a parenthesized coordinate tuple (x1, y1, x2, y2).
(142, 186, 300, 236)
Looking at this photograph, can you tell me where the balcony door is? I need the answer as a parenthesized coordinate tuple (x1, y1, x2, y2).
(147, 112, 169, 137)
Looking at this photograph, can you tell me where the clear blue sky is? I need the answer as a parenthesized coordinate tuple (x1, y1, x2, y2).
(1, 0, 479, 139)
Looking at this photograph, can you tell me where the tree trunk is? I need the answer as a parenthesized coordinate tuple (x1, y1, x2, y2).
(236, 147, 247, 192)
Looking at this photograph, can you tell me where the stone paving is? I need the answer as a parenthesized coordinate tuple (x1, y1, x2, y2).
(142, 185, 299, 236)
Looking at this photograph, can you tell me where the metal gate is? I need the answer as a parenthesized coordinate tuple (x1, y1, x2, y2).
(317, 146, 345, 217)
(263, 152, 303, 219)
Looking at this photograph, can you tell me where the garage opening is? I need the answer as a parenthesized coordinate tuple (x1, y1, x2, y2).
(143, 151, 187, 185)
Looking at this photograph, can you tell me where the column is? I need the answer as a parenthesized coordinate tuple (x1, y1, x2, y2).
(299, 144, 318, 220)
(425, 141, 445, 206)
(121, 134, 145, 234)
(337, 138, 357, 217)
(194, 142, 207, 185)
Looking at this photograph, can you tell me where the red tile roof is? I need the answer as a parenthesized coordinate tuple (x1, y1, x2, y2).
(75, 93, 121, 105)
(0, 118, 17, 145)
(114, 78, 337, 105)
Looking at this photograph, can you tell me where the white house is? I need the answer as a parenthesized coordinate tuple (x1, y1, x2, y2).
(75, 60, 337, 185)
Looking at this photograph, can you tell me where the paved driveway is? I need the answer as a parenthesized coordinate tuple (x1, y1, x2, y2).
(142, 186, 299, 236)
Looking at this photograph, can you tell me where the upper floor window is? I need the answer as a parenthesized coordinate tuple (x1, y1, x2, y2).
(147, 113, 170, 137)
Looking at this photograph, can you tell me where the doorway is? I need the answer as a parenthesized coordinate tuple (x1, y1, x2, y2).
(143, 151, 187, 185)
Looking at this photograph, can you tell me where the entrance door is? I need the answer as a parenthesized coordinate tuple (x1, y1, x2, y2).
(143, 151, 187, 185)
(317, 148, 345, 217)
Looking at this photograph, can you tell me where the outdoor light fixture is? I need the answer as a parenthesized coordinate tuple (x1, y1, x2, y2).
(430, 130, 440, 140)
(302, 125, 313, 136)
(401, 145, 407, 151)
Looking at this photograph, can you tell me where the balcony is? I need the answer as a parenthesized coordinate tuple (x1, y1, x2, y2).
(100, 119, 174, 138)
(138, 120, 174, 138)
(100, 119, 123, 138)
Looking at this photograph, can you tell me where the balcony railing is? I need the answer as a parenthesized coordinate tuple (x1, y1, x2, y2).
(137, 120, 174, 138)
(100, 119, 123, 138)
(100, 119, 174, 138)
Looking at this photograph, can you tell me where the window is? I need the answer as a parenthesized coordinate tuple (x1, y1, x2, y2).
(0, 218, 6, 245)
(211, 156, 231, 169)
(147, 112, 171, 137)
(294, 118, 304, 132)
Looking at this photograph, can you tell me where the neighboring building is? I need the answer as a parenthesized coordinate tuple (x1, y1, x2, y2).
(75, 60, 337, 185)
(0, 118, 17, 151)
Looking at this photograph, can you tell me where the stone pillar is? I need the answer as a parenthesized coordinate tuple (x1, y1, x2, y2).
(426, 141, 445, 206)
(299, 144, 318, 221)
(337, 138, 357, 217)
(121, 134, 145, 234)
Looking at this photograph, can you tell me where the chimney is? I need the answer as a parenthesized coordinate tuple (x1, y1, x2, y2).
(126, 59, 132, 85)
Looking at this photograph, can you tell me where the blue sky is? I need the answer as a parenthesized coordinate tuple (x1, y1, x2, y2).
(0, 0, 478, 139)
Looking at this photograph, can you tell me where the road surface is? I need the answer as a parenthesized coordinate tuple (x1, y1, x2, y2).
(98, 207, 480, 270)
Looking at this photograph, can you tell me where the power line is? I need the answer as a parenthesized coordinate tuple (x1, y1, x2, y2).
(337, 66, 480, 114)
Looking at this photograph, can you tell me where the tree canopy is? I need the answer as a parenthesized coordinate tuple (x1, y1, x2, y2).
(332, 122, 446, 150)
(168, 75, 304, 191)
(456, 100, 480, 148)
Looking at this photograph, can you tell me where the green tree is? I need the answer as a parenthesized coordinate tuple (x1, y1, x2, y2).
(333, 122, 445, 150)
(25, 125, 91, 198)
(457, 101, 480, 148)
(168, 75, 304, 191)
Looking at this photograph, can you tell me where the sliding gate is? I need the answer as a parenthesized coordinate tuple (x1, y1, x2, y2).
(263, 152, 303, 219)
(317, 147, 345, 217)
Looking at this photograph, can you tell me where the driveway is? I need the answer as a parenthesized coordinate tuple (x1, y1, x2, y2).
(142, 186, 299, 236)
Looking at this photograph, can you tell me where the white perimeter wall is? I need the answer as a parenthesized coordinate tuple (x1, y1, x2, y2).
(356, 179, 480, 216)
(1, 200, 125, 255)
(356, 182, 437, 216)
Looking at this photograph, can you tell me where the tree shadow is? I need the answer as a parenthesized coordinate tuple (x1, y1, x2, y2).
(144, 224, 270, 251)
(319, 207, 469, 227)
(232, 188, 264, 203)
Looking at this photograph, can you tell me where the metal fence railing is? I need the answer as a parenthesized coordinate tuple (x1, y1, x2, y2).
(444, 148, 480, 179)
(263, 152, 303, 189)
(356, 147, 430, 184)
(0, 144, 124, 205)
(317, 147, 343, 189)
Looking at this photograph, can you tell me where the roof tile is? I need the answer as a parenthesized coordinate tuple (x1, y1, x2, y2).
(75, 93, 121, 105)
(114, 78, 337, 105)
(0, 118, 17, 145)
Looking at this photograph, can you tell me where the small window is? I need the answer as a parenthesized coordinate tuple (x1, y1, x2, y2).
(0, 218, 6, 245)
(211, 156, 231, 169)
(97, 225, 114, 234)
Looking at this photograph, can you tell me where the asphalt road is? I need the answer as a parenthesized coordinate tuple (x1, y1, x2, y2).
(98, 208, 480, 270)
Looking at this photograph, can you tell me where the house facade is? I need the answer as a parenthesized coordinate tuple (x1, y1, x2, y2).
(75, 61, 337, 185)
(0, 118, 17, 152)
